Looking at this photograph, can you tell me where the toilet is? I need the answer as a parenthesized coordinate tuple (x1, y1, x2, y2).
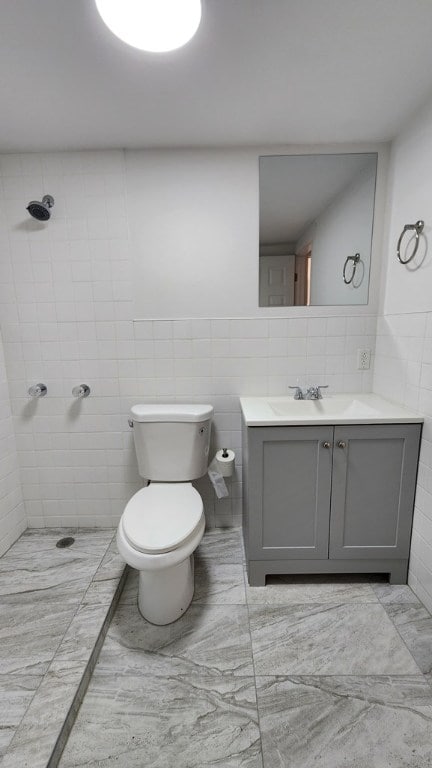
(117, 403, 213, 625)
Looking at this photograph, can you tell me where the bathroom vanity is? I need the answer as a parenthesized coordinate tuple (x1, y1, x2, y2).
(240, 395, 423, 586)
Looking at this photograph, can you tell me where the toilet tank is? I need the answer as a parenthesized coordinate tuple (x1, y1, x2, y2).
(130, 404, 213, 482)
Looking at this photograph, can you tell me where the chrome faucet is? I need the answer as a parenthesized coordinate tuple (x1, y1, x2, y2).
(305, 385, 328, 400)
(289, 386, 304, 400)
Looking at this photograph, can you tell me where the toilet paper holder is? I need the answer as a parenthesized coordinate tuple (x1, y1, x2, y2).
(215, 448, 235, 478)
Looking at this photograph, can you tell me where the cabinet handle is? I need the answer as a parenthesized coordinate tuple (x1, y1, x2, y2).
(338, 441, 346, 449)
(322, 441, 332, 449)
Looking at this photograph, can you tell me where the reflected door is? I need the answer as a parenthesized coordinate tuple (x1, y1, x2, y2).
(259, 254, 295, 306)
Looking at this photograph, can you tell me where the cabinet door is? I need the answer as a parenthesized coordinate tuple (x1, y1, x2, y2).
(329, 424, 421, 560)
(248, 426, 333, 559)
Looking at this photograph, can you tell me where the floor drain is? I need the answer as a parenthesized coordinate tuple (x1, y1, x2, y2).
(56, 536, 75, 548)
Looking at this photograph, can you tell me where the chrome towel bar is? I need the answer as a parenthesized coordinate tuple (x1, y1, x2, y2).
(397, 220, 424, 264)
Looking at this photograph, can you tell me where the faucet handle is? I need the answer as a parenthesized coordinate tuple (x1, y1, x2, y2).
(316, 385, 328, 399)
(289, 386, 304, 400)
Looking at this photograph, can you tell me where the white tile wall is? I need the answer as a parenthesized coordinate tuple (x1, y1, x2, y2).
(0, 330, 25, 555)
(0, 149, 377, 533)
(374, 311, 432, 612)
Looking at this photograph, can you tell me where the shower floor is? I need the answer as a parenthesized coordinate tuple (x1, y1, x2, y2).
(0, 528, 126, 768)
(58, 527, 432, 768)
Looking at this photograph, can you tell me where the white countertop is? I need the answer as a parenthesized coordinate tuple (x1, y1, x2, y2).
(240, 394, 424, 426)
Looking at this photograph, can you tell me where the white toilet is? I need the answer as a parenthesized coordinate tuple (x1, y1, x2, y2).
(117, 403, 213, 625)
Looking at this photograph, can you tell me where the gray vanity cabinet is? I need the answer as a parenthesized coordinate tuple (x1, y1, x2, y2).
(242, 421, 421, 586)
(246, 425, 333, 559)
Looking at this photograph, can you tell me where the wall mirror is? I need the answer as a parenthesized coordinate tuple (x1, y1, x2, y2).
(259, 152, 377, 306)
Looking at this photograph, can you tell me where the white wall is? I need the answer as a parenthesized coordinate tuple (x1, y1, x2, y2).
(306, 163, 376, 305)
(129, 147, 387, 319)
(0, 329, 25, 555)
(0, 148, 379, 534)
(373, 98, 432, 612)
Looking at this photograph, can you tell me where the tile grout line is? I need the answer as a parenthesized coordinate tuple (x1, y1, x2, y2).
(2, 530, 122, 765)
(2, 532, 114, 757)
(47, 565, 129, 768)
(376, 597, 432, 685)
(242, 559, 267, 768)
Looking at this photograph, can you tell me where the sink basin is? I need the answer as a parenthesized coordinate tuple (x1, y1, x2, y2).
(240, 394, 423, 426)
(268, 397, 381, 420)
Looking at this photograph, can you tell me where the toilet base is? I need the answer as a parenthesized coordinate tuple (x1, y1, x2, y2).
(138, 554, 195, 625)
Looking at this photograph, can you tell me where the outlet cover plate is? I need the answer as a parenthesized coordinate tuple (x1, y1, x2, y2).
(357, 348, 371, 370)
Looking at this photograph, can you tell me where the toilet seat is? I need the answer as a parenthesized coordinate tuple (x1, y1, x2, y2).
(122, 482, 203, 555)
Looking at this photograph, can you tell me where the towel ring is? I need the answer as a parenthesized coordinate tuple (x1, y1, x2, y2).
(397, 220, 424, 264)
(343, 253, 360, 285)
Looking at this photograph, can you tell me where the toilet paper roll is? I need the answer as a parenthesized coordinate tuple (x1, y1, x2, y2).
(215, 449, 235, 478)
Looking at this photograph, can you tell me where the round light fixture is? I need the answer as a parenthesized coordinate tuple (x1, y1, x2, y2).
(95, 0, 202, 52)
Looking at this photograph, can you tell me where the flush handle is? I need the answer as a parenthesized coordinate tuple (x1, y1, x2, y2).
(338, 441, 346, 449)
(322, 441, 332, 449)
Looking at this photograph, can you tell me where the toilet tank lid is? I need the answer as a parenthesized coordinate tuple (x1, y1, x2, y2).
(131, 403, 214, 423)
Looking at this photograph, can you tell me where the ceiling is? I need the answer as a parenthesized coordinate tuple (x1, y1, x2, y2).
(2, 0, 432, 152)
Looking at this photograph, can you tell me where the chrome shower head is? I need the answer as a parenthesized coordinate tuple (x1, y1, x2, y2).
(26, 195, 54, 221)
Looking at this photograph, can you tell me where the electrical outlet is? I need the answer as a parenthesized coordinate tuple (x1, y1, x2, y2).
(357, 348, 371, 370)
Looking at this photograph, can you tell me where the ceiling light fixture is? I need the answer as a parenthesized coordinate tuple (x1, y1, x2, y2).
(94, 0, 202, 53)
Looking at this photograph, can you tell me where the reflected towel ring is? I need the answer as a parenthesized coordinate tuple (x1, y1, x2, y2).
(343, 253, 360, 285)
(397, 220, 424, 264)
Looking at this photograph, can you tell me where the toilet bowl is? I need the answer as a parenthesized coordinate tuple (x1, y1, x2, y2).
(117, 482, 205, 624)
(117, 403, 213, 625)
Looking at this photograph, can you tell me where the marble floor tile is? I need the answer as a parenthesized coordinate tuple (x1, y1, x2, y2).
(256, 675, 432, 768)
(0, 529, 115, 596)
(0, 528, 119, 766)
(194, 562, 246, 604)
(0, 589, 82, 675)
(59, 670, 262, 768)
(92, 536, 125, 581)
(384, 602, 432, 675)
(53, 601, 113, 664)
(0, 674, 41, 756)
(99, 603, 254, 677)
(371, 583, 420, 604)
(117, 568, 138, 605)
(2, 660, 87, 768)
(197, 526, 244, 563)
(248, 603, 421, 675)
(246, 575, 378, 605)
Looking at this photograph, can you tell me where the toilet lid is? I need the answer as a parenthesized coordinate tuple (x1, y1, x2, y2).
(122, 483, 203, 554)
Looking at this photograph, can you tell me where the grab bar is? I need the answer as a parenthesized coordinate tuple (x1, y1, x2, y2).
(343, 253, 360, 285)
(397, 220, 424, 264)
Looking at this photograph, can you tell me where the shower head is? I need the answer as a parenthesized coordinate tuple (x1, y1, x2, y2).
(26, 195, 54, 221)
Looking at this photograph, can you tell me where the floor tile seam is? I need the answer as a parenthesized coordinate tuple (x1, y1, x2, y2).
(48, 566, 128, 768)
(4, 566, 127, 766)
(252, 673, 429, 680)
(242, 563, 265, 767)
(379, 599, 432, 616)
(78, 532, 117, 590)
(77, 534, 120, 603)
(0, 673, 44, 754)
(52, 559, 128, 661)
(197, 558, 244, 564)
(244, 599, 383, 606)
(245, 599, 386, 609)
(0, 567, 104, 752)
(3, 535, 118, 760)
(379, 601, 430, 677)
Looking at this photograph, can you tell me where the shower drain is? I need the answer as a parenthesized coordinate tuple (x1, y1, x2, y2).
(56, 536, 75, 548)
